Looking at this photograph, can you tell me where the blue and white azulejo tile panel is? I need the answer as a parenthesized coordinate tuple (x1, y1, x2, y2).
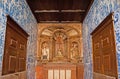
(0, 0, 37, 79)
(83, 0, 120, 79)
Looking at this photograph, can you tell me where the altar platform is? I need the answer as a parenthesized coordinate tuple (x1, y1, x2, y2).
(36, 62, 84, 79)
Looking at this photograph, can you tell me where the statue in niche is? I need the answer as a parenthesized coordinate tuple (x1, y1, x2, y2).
(54, 32, 66, 57)
(70, 42, 79, 59)
(41, 42, 49, 60)
(56, 49, 63, 57)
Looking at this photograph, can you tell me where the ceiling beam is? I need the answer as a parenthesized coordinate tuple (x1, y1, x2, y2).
(35, 10, 85, 13)
(61, 21, 81, 23)
(39, 21, 81, 23)
(35, 10, 59, 13)
(39, 21, 60, 23)
(61, 10, 85, 12)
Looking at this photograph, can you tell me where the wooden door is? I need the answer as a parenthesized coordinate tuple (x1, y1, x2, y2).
(2, 16, 28, 75)
(91, 13, 118, 78)
(3, 24, 18, 74)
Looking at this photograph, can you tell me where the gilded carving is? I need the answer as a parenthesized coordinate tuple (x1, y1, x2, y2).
(70, 42, 79, 59)
(37, 23, 83, 63)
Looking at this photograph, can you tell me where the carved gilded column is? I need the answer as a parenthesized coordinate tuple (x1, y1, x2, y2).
(49, 37, 53, 61)
(39, 38, 42, 60)
(78, 37, 82, 58)
(67, 37, 70, 59)
(37, 37, 41, 60)
(80, 37, 83, 57)
(52, 37, 55, 60)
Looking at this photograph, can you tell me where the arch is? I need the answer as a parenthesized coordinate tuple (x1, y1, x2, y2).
(39, 25, 80, 37)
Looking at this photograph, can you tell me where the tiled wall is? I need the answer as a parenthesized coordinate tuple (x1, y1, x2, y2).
(82, 0, 120, 79)
(0, 0, 37, 79)
(114, 7, 120, 78)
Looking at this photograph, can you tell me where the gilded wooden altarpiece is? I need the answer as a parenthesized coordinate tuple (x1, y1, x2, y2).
(37, 23, 83, 63)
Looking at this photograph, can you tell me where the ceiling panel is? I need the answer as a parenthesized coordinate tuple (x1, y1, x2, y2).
(27, 0, 94, 23)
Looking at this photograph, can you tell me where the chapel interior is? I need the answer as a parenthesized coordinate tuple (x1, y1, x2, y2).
(0, 0, 120, 79)
(32, 0, 90, 79)
(36, 23, 83, 79)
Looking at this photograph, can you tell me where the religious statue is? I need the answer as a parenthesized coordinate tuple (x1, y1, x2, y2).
(56, 49, 63, 57)
(54, 31, 66, 57)
(52, 31, 69, 62)
(70, 42, 79, 59)
(41, 42, 49, 60)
